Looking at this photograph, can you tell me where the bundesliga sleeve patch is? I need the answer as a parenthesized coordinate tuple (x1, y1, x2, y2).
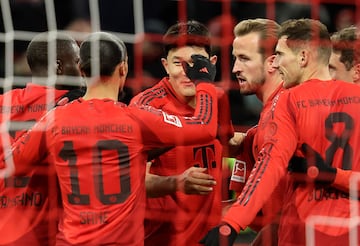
(162, 111, 183, 128)
(230, 159, 246, 183)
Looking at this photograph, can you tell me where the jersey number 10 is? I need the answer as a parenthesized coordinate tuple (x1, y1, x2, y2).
(59, 140, 131, 205)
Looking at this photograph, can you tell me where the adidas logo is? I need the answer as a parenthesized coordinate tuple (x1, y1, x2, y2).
(199, 67, 209, 74)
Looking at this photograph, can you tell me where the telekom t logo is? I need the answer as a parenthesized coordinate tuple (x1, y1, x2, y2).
(192, 144, 216, 168)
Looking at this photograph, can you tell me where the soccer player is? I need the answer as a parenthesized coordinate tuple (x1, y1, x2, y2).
(0, 31, 219, 246)
(287, 26, 360, 198)
(130, 20, 234, 245)
(201, 18, 360, 246)
(228, 18, 284, 245)
(329, 25, 360, 84)
(0, 32, 81, 246)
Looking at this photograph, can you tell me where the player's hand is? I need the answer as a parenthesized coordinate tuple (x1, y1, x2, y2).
(182, 54, 216, 82)
(288, 143, 337, 186)
(176, 167, 216, 195)
(56, 88, 86, 106)
(229, 132, 246, 146)
(199, 223, 238, 246)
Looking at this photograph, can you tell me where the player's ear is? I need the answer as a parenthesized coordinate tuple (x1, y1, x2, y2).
(352, 63, 360, 83)
(267, 55, 277, 73)
(78, 64, 85, 78)
(56, 60, 63, 75)
(118, 61, 128, 76)
(161, 57, 169, 75)
(210, 55, 217, 65)
(299, 50, 308, 67)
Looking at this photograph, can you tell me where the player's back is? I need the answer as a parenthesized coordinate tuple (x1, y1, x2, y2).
(278, 79, 360, 245)
(0, 84, 67, 246)
(288, 79, 360, 173)
(49, 99, 147, 246)
(48, 93, 218, 246)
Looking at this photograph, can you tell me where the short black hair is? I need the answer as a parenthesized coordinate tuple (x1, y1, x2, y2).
(79, 32, 127, 77)
(26, 32, 77, 76)
(163, 20, 211, 57)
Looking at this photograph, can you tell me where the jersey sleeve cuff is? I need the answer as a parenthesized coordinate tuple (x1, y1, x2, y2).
(332, 168, 351, 191)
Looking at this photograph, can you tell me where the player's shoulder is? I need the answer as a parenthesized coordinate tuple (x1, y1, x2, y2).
(1, 87, 25, 98)
(334, 79, 360, 92)
(296, 79, 360, 94)
(0, 87, 40, 107)
(131, 81, 169, 107)
(52, 98, 89, 114)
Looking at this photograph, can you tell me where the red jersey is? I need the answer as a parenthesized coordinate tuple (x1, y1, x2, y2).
(130, 77, 234, 246)
(0, 83, 67, 246)
(224, 79, 360, 245)
(230, 84, 285, 230)
(2, 83, 218, 246)
(229, 125, 256, 195)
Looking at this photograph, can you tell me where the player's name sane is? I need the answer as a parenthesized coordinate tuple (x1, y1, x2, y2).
(296, 96, 360, 108)
(61, 124, 133, 135)
(79, 211, 109, 225)
(0, 103, 53, 114)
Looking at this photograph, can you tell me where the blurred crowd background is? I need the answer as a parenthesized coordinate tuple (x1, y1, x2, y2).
(0, 0, 357, 127)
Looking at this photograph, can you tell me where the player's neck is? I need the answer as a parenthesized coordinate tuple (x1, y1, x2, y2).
(82, 77, 119, 101)
(302, 65, 332, 83)
(258, 75, 282, 104)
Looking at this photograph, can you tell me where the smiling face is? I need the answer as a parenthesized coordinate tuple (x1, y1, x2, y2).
(161, 45, 216, 100)
(273, 36, 302, 89)
(232, 32, 266, 95)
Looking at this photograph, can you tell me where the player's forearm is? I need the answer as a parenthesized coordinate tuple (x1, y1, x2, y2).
(145, 173, 177, 198)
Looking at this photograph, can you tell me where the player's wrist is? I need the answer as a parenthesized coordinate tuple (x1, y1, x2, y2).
(175, 174, 185, 193)
(332, 168, 351, 190)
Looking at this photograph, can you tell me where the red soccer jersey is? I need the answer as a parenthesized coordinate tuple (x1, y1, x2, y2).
(229, 125, 257, 195)
(0, 83, 67, 246)
(130, 77, 234, 246)
(224, 79, 360, 245)
(2, 83, 218, 246)
(229, 84, 285, 230)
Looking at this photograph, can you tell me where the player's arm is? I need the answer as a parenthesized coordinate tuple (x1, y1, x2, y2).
(288, 144, 358, 196)
(146, 162, 216, 197)
(332, 169, 356, 195)
(188, 59, 236, 154)
(229, 126, 257, 196)
(135, 83, 218, 147)
(56, 88, 86, 106)
(215, 87, 235, 148)
(0, 112, 50, 177)
(200, 91, 297, 245)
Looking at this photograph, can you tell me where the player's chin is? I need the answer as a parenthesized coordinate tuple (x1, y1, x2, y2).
(239, 87, 255, 96)
(181, 87, 196, 97)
